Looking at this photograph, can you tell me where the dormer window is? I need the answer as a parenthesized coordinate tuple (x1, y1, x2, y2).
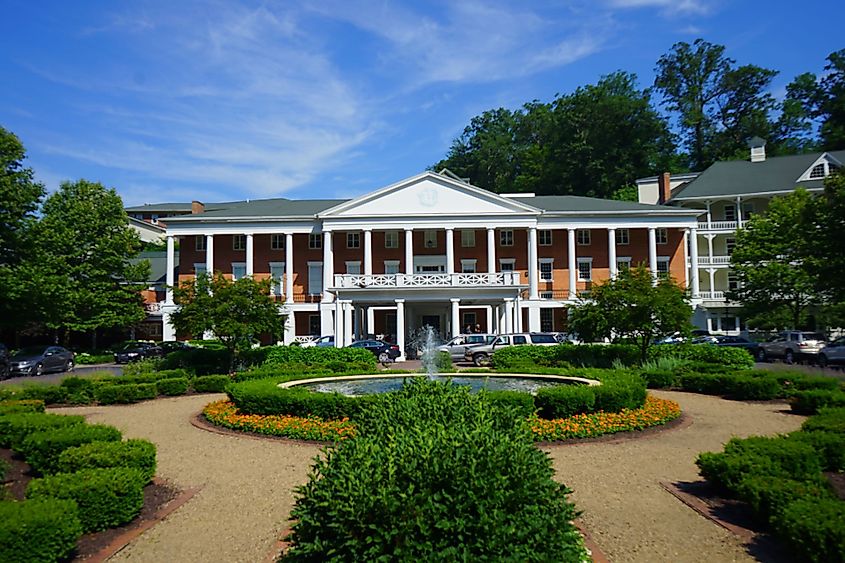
(810, 163, 826, 179)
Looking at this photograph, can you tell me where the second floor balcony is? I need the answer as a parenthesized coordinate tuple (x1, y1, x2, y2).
(697, 220, 747, 232)
(333, 271, 523, 290)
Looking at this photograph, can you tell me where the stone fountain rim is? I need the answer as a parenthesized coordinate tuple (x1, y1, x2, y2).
(278, 372, 601, 389)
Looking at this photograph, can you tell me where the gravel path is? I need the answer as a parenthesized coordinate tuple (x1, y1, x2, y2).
(53, 390, 804, 562)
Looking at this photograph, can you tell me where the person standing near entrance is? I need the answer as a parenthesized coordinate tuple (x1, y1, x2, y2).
(464, 324, 473, 335)
(474, 324, 482, 334)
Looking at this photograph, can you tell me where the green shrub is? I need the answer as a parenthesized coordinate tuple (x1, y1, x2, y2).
(592, 379, 647, 412)
(74, 353, 113, 364)
(0, 413, 85, 449)
(154, 368, 192, 380)
(19, 423, 122, 474)
(790, 390, 845, 415)
(801, 407, 845, 434)
(535, 385, 596, 418)
(789, 430, 845, 471)
(637, 368, 677, 389)
(677, 373, 733, 395)
(156, 377, 190, 396)
(648, 343, 755, 368)
(775, 497, 845, 563)
(492, 343, 640, 369)
(60, 376, 95, 395)
(264, 346, 378, 370)
(95, 384, 141, 404)
(757, 370, 842, 392)
(192, 375, 231, 393)
(0, 498, 82, 562)
(724, 375, 781, 401)
(478, 390, 535, 418)
(0, 399, 45, 414)
(283, 379, 586, 561)
(228, 378, 373, 419)
(160, 348, 232, 375)
(434, 351, 452, 372)
(58, 439, 157, 483)
(135, 382, 158, 400)
(18, 384, 69, 405)
(736, 475, 832, 523)
(696, 436, 823, 493)
(26, 467, 145, 532)
(121, 358, 162, 375)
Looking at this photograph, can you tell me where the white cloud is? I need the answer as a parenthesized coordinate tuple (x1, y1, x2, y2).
(606, 0, 713, 16)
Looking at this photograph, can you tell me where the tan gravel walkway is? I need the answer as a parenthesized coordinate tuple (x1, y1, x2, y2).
(53, 390, 804, 562)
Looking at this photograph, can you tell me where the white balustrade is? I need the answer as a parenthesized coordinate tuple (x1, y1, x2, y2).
(332, 272, 523, 289)
(688, 255, 732, 266)
(697, 221, 746, 231)
(698, 291, 726, 300)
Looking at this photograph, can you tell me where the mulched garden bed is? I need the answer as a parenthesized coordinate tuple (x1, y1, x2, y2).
(1, 448, 194, 562)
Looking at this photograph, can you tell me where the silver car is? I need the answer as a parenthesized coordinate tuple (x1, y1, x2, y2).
(818, 336, 845, 368)
(463, 333, 559, 367)
(758, 331, 827, 364)
(436, 334, 497, 361)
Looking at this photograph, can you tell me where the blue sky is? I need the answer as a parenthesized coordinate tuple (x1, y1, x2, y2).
(1, 0, 842, 206)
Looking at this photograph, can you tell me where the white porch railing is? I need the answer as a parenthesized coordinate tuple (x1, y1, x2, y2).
(332, 272, 523, 289)
(688, 256, 732, 266)
(697, 220, 747, 231)
(698, 291, 725, 300)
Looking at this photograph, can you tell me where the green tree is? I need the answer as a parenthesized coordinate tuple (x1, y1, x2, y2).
(0, 127, 45, 333)
(808, 171, 845, 302)
(728, 189, 822, 329)
(784, 49, 845, 151)
(24, 180, 150, 344)
(170, 274, 285, 371)
(654, 39, 779, 170)
(567, 266, 692, 362)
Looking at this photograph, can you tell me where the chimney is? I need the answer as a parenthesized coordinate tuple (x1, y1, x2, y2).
(191, 200, 205, 214)
(657, 172, 671, 204)
(748, 136, 766, 162)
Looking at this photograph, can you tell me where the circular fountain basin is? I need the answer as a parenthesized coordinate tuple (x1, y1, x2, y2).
(280, 373, 599, 397)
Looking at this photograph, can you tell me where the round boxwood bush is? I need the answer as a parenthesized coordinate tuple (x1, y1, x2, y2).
(283, 379, 587, 561)
(0, 498, 82, 562)
(19, 423, 123, 475)
(58, 439, 157, 484)
(26, 467, 146, 533)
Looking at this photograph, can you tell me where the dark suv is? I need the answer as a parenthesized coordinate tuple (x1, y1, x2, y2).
(113, 341, 164, 364)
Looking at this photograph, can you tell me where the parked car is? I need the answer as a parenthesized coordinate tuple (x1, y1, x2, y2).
(301, 335, 335, 348)
(158, 340, 192, 354)
(818, 336, 845, 368)
(113, 341, 164, 364)
(757, 331, 827, 364)
(347, 339, 401, 363)
(436, 334, 497, 360)
(9, 345, 75, 376)
(463, 333, 558, 367)
(553, 332, 581, 345)
(0, 343, 9, 379)
(714, 335, 759, 355)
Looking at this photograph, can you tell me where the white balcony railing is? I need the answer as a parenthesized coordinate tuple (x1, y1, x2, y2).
(333, 272, 523, 289)
(688, 256, 732, 266)
(698, 291, 725, 300)
(697, 220, 747, 231)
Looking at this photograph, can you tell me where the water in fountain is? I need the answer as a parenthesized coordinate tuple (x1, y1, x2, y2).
(418, 325, 439, 379)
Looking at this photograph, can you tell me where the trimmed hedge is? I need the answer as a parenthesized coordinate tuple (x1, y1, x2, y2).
(478, 390, 535, 418)
(192, 375, 231, 393)
(228, 378, 375, 419)
(0, 399, 45, 415)
(789, 430, 845, 471)
(160, 347, 231, 375)
(648, 343, 755, 368)
(736, 475, 831, 523)
(156, 377, 190, 396)
(18, 384, 69, 405)
(775, 497, 845, 563)
(265, 346, 378, 370)
(27, 467, 146, 532)
(95, 384, 141, 405)
(58, 439, 157, 484)
(136, 382, 158, 400)
(0, 413, 85, 449)
(0, 498, 82, 562)
(790, 389, 845, 415)
(535, 385, 596, 418)
(18, 423, 123, 474)
(801, 407, 845, 434)
(492, 344, 640, 369)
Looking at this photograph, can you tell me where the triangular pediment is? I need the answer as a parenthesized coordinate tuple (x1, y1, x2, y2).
(797, 153, 842, 182)
(319, 172, 540, 218)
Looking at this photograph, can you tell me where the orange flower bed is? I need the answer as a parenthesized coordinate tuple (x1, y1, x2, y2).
(203, 400, 356, 442)
(529, 395, 681, 441)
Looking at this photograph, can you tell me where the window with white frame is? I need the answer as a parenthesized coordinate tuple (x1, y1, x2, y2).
(233, 235, 246, 251)
(195, 236, 207, 251)
(308, 315, 321, 336)
(577, 258, 592, 281)
(384, 260, 400, 274)
(307, 262, 323, 295)
(384, 230, 399, 248)
(539, 258, 553, 281)
(232, 262, 246, 280)
(424, 230, 437, 248)
(499, 259, 515, 272)
(615, 228, 630, 245)
(540, 308, 554, 332)
(271, 234, 285, 250)
(347, 232, 360, 249)
(617, 256, 632, 272)
(269, 262, 284, 296)
(346, 261, 361, 274)
(194, 263, 207, 276)
(726, 237, 736, 255)
(538, 229, 552, 246)
(724, 204, 736, 221)
(461, 259, 477, 273)
(499, 229, 513, 246)
(656, 257, 670, 277)
(308, 234, 322, 250)
(656, 228, 668, 245)
(576, 229, 591, 245)
(540, 291, 553, 299)
(461, 229, 475, 247)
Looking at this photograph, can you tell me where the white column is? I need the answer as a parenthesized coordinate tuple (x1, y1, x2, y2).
(343, 302, 354, 346)
(450, 298, 461, 337)
(487, 228, 496, 274)
(445, 228, 455, 274)
(736, 196, 743, 224)
(528, 306, 541, 332)
(515, 296, 523, 332)
(689, 228, 700, 298)
(485, 306, 493, 333)
(648, 227, 658, 279)
(363, 229, 373, 276)
(334, 300, 344, 347)
(504, 299, 514, 333)
(567, 228, 576, 299)
(497, 304, 506, 333)
(162, 310, 175, 342)
(709, 269, 715, 297)
(706, 314, 714, 333)
(706, 201, 712, 229)
(404, 229, 414, 275)
(245, 233, 254, 276)
(322, 231, 334, 303)
(707, 234, 714, 263)
(205, 234, 214, 275)
(285, 233, 294, 304)
(395, 299, 406, 361)
(527, 227, 538, 299)
(366, 307, 375, 338)
(607, 228, 617, 279)
(283, 311, 295, 345)
(320, 305, 334, 337)
(165, 235, 175, 304)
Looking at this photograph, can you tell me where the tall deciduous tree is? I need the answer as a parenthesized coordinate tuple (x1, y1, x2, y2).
(784, 49, 845, 151)
(25, 180, 150, 343)
(808, 171, 845, 302)
(170, 274, 285, 371)
(567, 266, 692, 362)
(728, 189, 822, 329)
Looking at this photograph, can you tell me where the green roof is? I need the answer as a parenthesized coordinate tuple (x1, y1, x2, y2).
(671, 150, 845, 200)
(133, 250, 178, 283)
(124, 202, 231, 213)
(166, 198, 347, 221)
(509, 195, 697, 214)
